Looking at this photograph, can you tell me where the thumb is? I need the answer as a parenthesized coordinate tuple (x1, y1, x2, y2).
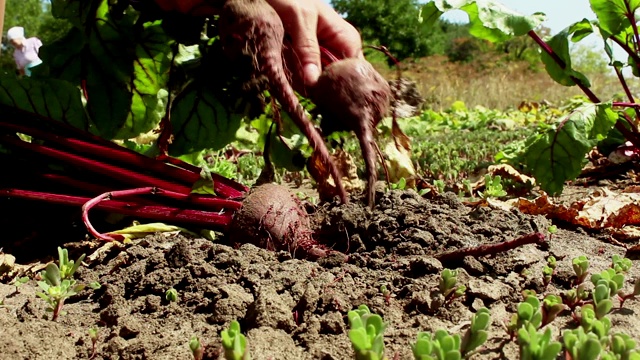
(288, 15, 321, 87)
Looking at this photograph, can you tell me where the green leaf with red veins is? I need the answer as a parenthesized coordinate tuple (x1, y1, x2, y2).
(540, 27, 591, 87)
(590, 0, 640, 38)
(520, 102, 617, 195)
(168, 83, 243, 156)
(0, 77, 91, 132)
(420, 0, 545, 42)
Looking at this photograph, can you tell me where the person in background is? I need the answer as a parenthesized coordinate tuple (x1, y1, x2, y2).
(7, 26, 43, 77)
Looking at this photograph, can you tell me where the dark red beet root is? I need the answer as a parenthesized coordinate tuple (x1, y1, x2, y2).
(228, 183, 329, 259)
(312, 58, 392, 208)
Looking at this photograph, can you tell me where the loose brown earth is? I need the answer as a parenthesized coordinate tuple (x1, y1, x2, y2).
(1, 184, 639, 360)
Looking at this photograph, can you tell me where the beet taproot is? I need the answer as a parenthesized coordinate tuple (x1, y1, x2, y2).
(312, 58, 392, 208)
(228, 183, 328, 258)
(217, 0, 348, 204)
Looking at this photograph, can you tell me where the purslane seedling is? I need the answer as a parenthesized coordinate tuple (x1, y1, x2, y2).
(221, 320, 250, 360)
(189, 336, 204, 360)
(36, 247, 87, 321)
(348, 305, 387, 360)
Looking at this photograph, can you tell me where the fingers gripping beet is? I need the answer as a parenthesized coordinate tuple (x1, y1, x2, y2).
(312, 58, 392, 208)
(217, 0, 348, 204)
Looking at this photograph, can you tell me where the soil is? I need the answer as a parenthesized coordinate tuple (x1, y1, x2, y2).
(1, 185, 639, 360)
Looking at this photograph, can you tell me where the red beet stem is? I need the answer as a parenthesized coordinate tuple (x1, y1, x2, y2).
(1, 135, 193, 194)
(2, 188, 234, 228)
(0, 121, 201, 186)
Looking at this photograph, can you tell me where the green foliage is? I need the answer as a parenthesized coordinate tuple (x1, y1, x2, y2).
(36, 247, 87, 321)
(478, 175, 507, 199)
(220, 320, 250, 360)
(165, 288, 178, 302)
(517, 324, 562, 360)
(572, 255, 590, 285)
(421, 0, 640, 195)
(331, 0, 470, 61)
(348, 305, 386, 360)
(189, 336, 204, 360)
(439, 269, 466, 300)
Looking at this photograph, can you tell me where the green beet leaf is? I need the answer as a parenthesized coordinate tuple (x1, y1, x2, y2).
(168, 83, 244, 156)
(519, 102, 617, 195)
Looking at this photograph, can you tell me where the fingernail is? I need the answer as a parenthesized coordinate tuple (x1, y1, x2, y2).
(304, 64, 320, 85)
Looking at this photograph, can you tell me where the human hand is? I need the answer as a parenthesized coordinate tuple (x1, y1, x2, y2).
(154, 0, 363, 93)
(266, 0, 363, 91)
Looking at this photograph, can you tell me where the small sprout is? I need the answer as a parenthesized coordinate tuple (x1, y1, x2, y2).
(478, 175, 507, 199)
(221, 320, 249, 360)
(380, 284, 391, 305)
(612, 254, 632, 274)
(189, 336, 205, 360)
(517, 323, 562, 360)
(433, 180, 446, 194)
(348, 305, 386, 360)
(547, 225, 558, 235)
(89, 281, 102, 290)
(439, 269, 465, 302)
(461, 307, 491, 356)
(541, 294, 565, 327)
(36, 258, 86, 321)
(166, 288, 179, 303)
(563, 326, 602, 360)
(610, 333, 640, 359)
(412, 330, 461, 360)
(390, 177, 407, 190)
(11, 276, 29, 293)
(56, 247, 86, 281)
(572, 256, 590, 286)
(542, 266, 553, 288)
(88, 327, 99, 360)
(578, 304, 611, 338)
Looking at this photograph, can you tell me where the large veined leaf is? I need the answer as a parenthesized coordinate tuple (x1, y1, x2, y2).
(520, 103, 618, 194)
(42, 0, 173, 140)
(168, 84, 244, 156)
(540, 27, 591, 87)
(0, 77, 91, 132)
(590, 0, 640, 38)
(420, 0, 545, 42)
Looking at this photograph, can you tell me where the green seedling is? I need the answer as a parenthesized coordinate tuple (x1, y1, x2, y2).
(433, 180, 446, 194)
(348, 305, 386, 360)
(578, 305, 611, 338)
(11, 276, 29, 293)
(221, 320, 250, 360)
(542, 256, 556, 288)
(380, 285, 391, 305)
(563, 283, 589, 310)
(439, 269, 466, 302)
(611, 254, 632, 274)
(412, 330, 461, 360)
(166, 288, 179, 303)
(563, 326, 602, 360)
(390, 177, 407, 190)
(517, 323, 562, 360)
(460, 308, 491, 356)
(541, 294, 565, 327)
(607, 333, 640, 360)
(189, 336, 204, 360)
(36, 248, 87, 321)
(56, 247, 86, 281)
(88, 327, 99, 360)
(507, 295, 542, 337)
(478, 175, 507, 199)
(572, 256, 590, 286)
